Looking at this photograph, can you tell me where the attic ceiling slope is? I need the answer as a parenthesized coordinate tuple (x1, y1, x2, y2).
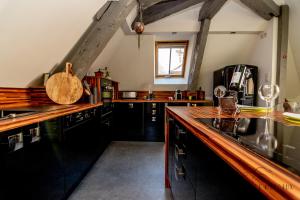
(51, 0, 137, 79)
(240, 0, 280, 20)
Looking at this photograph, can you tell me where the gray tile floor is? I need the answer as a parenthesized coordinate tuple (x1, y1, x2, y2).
(68, 141, 172, 200)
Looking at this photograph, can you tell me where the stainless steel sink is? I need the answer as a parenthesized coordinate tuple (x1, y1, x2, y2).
(0, 110, 37, 121)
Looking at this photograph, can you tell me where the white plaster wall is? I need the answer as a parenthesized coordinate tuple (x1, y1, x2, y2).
(249, 18, 278, 106)
(0, 0, 107, 87)
(286, 43, 300, 100)
(198, 33, 259, 100)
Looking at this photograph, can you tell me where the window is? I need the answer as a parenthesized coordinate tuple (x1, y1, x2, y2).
(155, 41, 188, 78)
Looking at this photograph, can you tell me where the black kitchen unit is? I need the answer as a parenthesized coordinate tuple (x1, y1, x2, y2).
(112, 102, 165, 142)
(0, 106, 111, 200)
(167, 118, 265, 200)
(113, 102, 144, 141)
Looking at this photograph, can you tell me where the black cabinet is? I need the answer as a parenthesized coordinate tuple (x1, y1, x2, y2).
(113, 103, 144, 141)
(144, 103, 164, 142)
(23, 121, 65, 200)
(168, 119, 266, 200)
(0, 106, 110, 200)
(0, 128, 26, 200)
(63, 108, 104, 196)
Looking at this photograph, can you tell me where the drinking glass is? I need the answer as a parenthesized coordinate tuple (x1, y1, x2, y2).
(258, 83, 280, 118)
(256, 118, 278, 152)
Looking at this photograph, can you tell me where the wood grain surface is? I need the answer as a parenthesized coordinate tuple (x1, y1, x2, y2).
(113, 99, 213, 104)
(0, 103, 102, 132)
(165, 106, 300, 200)
(46, 63, 83, 105)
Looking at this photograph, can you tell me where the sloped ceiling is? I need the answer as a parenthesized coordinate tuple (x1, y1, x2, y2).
(0, 0, 107, 87)
(125, 0, 269, 33)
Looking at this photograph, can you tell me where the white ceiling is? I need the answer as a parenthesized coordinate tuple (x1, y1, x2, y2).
(125, 0, 271, 33)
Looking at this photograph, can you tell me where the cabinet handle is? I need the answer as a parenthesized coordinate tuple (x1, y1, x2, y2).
(174, 164, 185, 180)
(152, 103, 156, 108)
(152, 110, 156, 115)
(175, 144, 185, 161)
(152, 117, 156, 122)
(129, 103, 134, 109)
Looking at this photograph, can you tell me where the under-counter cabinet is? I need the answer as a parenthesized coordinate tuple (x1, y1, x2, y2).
(167, 119, 266, 200)
(0, 107, 110, 200)
(113, 102, 144, 141)
(113, 102, 165, 141)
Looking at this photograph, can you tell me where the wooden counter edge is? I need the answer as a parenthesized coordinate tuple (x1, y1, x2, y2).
(165, 108, 300, 200)
(0, 103, 103, 132)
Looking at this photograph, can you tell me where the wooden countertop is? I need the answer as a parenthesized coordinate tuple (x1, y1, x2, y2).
(113, 99, 212, 103)
(165, 106, 300, 200)
(0, 103, 103, 132)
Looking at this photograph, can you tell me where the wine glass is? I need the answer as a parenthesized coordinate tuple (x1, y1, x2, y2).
(258, 83, 280, 118)
(256, 118, 278, 152)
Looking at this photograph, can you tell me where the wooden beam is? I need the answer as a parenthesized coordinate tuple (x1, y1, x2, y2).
(51, 0, 136, 80)
(187, 19, 211, 91)
(141, 0, 169, 9)
(276, 5, 289, 103)
(131, 0, 205, 29)
(240, 0, 280, 20)
(199, 0, 227, 20)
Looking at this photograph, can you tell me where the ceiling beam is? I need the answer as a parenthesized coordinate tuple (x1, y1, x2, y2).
(276, 5, 289, 103)
(131, 0, 206, 29)
(188, 19, 211, 91)
(141, 0, 169, 9)
(240, 0, 280, 20)
(51, 0, 136, 80)
(199, 0, 227, 20)
(188, 0, 227, 90)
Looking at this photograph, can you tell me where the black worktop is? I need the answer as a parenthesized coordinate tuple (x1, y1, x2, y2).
(195, 118, 300, 176)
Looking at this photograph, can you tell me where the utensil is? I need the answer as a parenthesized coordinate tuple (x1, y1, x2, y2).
(46, 62, 83, 105)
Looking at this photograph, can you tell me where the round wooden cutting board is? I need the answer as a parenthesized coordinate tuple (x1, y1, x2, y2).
(46, 63, 83, 105)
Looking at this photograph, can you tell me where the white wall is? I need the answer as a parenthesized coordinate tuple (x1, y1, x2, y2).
(198, 33, 259, 99)
(249, 18, 278, 106)
(0, 0, 106, 87)
(90, 30, 192, 91)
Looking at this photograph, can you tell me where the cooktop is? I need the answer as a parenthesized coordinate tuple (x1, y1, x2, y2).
(195, 118, 300, 176)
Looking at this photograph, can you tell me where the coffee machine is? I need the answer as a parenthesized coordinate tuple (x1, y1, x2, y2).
(174, 89, 182, 100)
(213, 65, 258, 106)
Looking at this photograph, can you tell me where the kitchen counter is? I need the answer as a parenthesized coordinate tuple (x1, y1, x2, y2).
(165, 106, 300, 200)
(0, 103, 103, 132)
(113, 99, 213, 104)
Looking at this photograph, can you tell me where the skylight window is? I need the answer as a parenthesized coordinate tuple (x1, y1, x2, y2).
(155, 41, 188, 78)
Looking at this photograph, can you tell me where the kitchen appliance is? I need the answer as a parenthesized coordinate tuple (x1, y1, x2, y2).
(174, 89, 182, 100)
(213, 65, 258, 106)
(122, 91, 137, 99)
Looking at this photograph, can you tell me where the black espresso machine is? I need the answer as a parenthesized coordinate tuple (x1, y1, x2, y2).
(213, 65, 258, 106)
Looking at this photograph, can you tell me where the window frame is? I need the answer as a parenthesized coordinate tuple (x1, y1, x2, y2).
(155, 40, 189, 78)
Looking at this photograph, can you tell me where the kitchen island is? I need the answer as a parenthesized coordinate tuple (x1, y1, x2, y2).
(165, 106, 300, 200)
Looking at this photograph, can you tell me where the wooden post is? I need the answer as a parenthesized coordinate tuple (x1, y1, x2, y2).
(276, 5, 289, 103)
(187, 19, 211, 91)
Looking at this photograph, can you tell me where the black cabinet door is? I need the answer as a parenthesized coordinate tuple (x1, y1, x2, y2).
(22, 120, 65, 200)
(194, 135, 266, 200)
(0, 132, 26, 200)
(144, 103, 164, 142)
(63, 118, 100, 196)
(113, 103, 144, 140)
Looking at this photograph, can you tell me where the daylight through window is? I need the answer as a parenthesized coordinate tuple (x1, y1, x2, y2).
(155, 41, 188, 78)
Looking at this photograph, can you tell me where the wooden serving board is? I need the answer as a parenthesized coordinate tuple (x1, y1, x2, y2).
(46, 63, 83, 105)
